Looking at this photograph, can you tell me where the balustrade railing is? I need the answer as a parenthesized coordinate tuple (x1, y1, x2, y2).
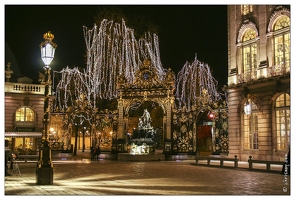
(237, 70, 257, 83)
(5, 82, 50, 95)
(267, 65, 290, 77)
(237, 65, 290, 84)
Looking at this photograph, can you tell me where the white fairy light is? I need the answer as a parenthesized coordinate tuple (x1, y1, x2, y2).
(175, 54, 222, 111)
(53, 18, 166, 117)
(53, 19, 224, 122)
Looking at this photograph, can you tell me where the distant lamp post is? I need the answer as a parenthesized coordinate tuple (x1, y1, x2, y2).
(82, 126, 86, 152)
(36, 31, 57, 185)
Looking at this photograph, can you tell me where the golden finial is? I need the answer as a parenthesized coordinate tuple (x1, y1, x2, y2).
(43, 31, 54, 41)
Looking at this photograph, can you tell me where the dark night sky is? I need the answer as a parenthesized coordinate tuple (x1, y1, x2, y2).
(5, 4, 228, 88)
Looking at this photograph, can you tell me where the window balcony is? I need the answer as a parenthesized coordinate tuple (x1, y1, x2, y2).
(237, 70, 257, 83)
(267, 64, 290, 77)
(236, 64, 290, 84)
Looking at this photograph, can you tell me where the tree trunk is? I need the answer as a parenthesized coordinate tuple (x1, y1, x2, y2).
(73, 125, 78, 156)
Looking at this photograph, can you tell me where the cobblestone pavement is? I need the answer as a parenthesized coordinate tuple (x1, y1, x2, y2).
(4, 156, 291, 196)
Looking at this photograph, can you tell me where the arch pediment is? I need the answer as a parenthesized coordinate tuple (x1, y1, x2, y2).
(268, 7, 290, 32)
(117, 60, 175, 90)
(117, 60, 175, 101)
(133, 60, 163, 88)
(237, 21, 258, 43)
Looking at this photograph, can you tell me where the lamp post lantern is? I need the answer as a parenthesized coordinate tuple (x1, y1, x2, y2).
(244, 100, 251, 115)
(36, 31, 57, 185)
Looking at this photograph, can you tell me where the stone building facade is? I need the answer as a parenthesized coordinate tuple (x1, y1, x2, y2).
(4, 75, 46, 155)
(226, 5, 290, 161)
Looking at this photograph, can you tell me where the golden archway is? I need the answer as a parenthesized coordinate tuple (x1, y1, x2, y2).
(116, 60, 175, 153)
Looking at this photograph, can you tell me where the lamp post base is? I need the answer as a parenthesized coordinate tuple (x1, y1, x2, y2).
(36, 167, 53, 185)
(36, 141, 53, 185)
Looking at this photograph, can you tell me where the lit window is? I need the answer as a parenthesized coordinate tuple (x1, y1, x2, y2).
(241, 5, 253, 16)
(243, 102, 258, 150)
(274, 15, 290, 31)
(243, 29, 256, 42)
(275, 93, 290, 150)
(15, 107, 35, 122)
(274, 16, 290, 69)
(242, 29, 257, 73)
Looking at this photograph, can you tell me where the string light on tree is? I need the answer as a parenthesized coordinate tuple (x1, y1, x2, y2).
(54, 19, 166, 116)
(175, 54, 223, 111)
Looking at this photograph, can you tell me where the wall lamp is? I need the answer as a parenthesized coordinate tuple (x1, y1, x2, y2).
(244, 94, 262, 115)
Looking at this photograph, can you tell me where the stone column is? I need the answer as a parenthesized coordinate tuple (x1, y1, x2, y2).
(266, 33, 274, 67)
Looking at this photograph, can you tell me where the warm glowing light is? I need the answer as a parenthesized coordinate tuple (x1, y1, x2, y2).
(208, 112, 214, 119)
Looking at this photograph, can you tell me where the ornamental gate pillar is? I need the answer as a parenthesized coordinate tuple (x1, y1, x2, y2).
(166, 104, 172, 140)
(115, 97, 128, 153)
(117, 98, 124, 139)
(163, 97, 174, 154)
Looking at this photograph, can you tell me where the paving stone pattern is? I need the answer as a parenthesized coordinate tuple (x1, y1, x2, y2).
(4, 158, 291, 196)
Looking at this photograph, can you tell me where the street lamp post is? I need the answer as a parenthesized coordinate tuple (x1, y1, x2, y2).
(82, 126, 86, 152)
(36, 31, 57, 185)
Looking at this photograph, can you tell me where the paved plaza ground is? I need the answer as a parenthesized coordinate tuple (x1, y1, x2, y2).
(3, 151, 292, 197)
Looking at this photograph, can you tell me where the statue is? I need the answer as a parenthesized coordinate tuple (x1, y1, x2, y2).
(139, 109, 152, 129)
(138, 118, 143, 130)
(129, 109, 162, 154)
(5, 62, 13, 82)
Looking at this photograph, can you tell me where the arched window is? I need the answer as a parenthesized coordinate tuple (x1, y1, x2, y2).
(243, 101, 258, 150)
(242, 29, 257, 73)
(273, 15, 290, 69)
(275, 93, 290, 150)
(15, 107, 35, 122)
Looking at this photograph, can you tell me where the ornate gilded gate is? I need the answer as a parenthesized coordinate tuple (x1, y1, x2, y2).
(51, 60, 228, 155)
(114, 60, 229, 155)
(172, 97, 229, 155)
(116, 60, 175, 153)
